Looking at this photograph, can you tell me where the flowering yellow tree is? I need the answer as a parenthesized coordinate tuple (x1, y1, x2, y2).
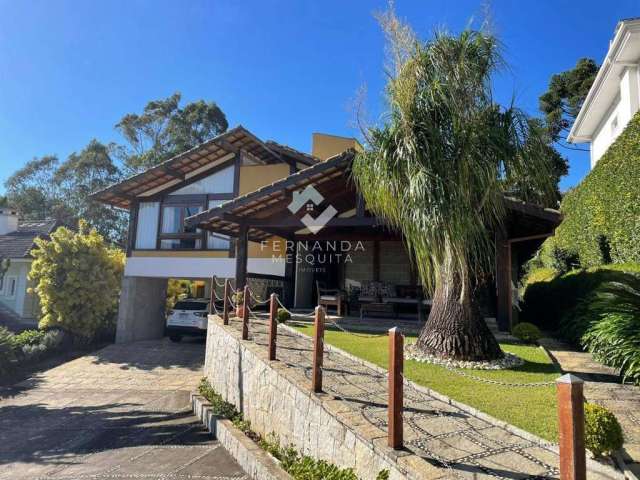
(29, 221, 125, 339)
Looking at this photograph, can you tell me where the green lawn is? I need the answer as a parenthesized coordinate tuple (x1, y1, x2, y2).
(293, 325, 561, 441)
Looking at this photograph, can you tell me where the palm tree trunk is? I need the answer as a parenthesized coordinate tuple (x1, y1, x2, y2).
(416, 269, 503, 361)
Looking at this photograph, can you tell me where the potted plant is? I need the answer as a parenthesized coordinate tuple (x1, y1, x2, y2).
(233, 290, 245, 318)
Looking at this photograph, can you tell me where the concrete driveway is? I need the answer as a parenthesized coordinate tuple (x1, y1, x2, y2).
(0, 338, 247, 480)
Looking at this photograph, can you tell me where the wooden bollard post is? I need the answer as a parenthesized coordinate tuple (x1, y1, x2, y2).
(388, 327, 403, 449)
(268, 293, 278, 360)
(242, 285, 249, 340)
(209, 276, 216, 315)
(311, 306, 325, 393)
(222, 280, 230, 325)
(556, 374, 586, 480)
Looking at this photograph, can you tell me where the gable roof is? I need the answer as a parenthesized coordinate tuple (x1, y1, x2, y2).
(185, 150, 354, 241)
(0, 219, 58, 259)
(186, 151, 561, 242)
(92, 126, 319, 210)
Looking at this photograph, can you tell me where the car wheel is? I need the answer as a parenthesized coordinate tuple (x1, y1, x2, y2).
(169, 334, 182, 343)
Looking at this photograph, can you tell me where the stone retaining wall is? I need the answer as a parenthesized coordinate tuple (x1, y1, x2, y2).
(191, 393, 291, 480)
(204, 317, 441, 480)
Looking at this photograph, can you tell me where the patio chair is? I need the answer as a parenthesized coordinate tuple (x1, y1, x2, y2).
(316, 281, 345, 316)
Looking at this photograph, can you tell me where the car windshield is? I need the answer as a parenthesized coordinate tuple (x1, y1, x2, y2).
(173, 301, 208, 311)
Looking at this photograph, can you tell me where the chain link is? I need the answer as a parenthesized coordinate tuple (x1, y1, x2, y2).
(442, 364, 556, 388)
(325, 320, 384, 339)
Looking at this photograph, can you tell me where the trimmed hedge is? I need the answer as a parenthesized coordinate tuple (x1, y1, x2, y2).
(520, 264, 640, 344)
(546, 111, 640, 268)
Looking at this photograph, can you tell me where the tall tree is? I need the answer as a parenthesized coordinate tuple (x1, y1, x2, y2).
(115, 92, 228, 172)
(5, 142, 126, 244)
(353, 14, 556, 361)
(4, 155, 68, 222)
(54, 140, 126, 244)
(539, 58, 599, 144)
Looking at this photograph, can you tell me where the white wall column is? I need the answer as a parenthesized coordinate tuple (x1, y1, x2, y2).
(619, 66, 640, 126)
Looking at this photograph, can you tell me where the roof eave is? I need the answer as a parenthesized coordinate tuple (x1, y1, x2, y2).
(569, 18, 640, 142)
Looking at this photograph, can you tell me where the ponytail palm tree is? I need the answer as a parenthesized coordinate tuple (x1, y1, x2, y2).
(353, 28, 555, 361)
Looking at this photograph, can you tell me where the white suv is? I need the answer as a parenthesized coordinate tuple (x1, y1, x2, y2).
(166, 299, 210, 342)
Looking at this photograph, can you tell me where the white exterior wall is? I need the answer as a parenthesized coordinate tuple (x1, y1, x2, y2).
(591, 97, 621, 167)
(0, 259, 34, 319)
(124, 257, 285, 279)
(591, 66, 640, 167)
(169, 165, 234, 195)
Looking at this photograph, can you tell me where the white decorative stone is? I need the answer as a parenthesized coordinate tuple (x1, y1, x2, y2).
(405, 344, 525, 370)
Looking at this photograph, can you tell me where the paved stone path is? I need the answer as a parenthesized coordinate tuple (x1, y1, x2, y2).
(0, 339, 247, 480)
(541, 337, 640, 478)
(234, 315, 618, 480)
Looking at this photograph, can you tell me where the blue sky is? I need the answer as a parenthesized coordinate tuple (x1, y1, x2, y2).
(0, 1, 637, 194)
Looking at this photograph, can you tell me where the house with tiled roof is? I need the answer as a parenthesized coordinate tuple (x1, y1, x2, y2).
(0, 207, 58, 327)
(93, 125, 561, 343)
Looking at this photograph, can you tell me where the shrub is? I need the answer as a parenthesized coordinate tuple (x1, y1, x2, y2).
(522, 267, 557, 287)
(198, 378, 243, 422)
(512, 322, 541, 343)
(519, 264, 640, 342)
(580, 276, 640, 384)
(12, 329, 46, 348)
(260, 432, 358, 480)
(548, 110, 640, 268)
(0, 326, 16, 374)
(584, 403, 624, 457)
(29, 221, 125, 340)
(17, 329, 66, 362)
(232, 290, 244, 305)
(277, 308, 291, 323)
(199, 379, 362, 480)
(583, 313, 640, 384)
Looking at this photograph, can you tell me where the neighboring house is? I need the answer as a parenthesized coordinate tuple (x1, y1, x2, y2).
(0, 207, 58, 328)
(569, 18, 640, 167)
(92, 126, 361, 342)
(94, 125, 561, 343)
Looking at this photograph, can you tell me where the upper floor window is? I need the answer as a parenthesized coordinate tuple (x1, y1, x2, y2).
(159, 204, 203, 250)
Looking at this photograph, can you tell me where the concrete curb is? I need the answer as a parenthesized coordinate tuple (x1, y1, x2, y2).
(191, 393, 292, 480)
(280, 322, 624, 480)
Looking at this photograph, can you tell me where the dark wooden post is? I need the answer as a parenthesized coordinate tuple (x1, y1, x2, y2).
(388, 327, 403, 449)
(235, 224, 249, 291)
(495, 229, 512, 332)
(222, 279, 230, 325)
(242, 285, 249, 340)
(268, 293, 278, 360)
(557, 374, 586, 480)
(284, 240, 297, 308)
(209, 276, 216, 315)
(311, 306, 325, 393)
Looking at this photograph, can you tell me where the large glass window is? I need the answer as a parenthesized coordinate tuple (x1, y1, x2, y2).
(207, 199, 231, 250)
(159, 204, 203, 250)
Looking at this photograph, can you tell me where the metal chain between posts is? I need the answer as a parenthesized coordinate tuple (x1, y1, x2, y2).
(275, 296, 317, 318)
(442, 364, 556, 388)
(247, 287, 271, 305)
(214, 277, 226, 288)
(324, 320, 384, 339)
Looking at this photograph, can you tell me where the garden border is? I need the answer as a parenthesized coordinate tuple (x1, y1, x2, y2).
(191, 392, 292, 480)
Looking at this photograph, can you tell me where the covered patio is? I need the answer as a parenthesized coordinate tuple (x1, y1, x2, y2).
(186, 150, 562, 332)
